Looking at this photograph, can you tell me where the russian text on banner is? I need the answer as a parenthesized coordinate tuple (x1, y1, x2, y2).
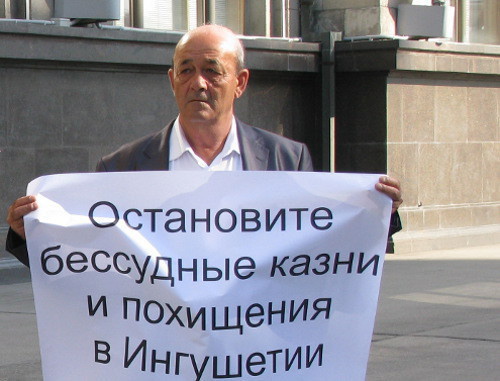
(25, 171, 392, 380)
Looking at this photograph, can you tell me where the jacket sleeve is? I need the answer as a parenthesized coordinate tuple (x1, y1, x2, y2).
(389, 212, 402, 237)
(5, 228, 30, 267)
(298, 144, 314, 172)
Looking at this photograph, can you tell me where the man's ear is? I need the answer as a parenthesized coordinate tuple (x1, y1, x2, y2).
(234, 69, 250, 99)
(168, 68, 175, 91)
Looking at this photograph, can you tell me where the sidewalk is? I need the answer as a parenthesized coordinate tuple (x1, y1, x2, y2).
(0, 263, 40, 381)
(1, 245, 499, 380)
(368, 244, 500, 381)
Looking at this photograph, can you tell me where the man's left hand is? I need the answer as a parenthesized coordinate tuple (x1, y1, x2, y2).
(375, 176, 403, 214)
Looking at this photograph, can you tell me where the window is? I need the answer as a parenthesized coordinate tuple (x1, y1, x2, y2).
(213, 0, 244, 34)
(115, 0, 298, 38)
(127, 0, 198, 31)
(1, 1, 299, 39)
(452, 0, 500, 44)
(118, 0, 243, 33)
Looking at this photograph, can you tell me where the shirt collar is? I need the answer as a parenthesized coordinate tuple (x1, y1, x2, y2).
(169, 116, 241, 163)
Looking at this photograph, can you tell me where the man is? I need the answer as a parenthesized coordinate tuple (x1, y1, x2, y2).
(6, 25, 403, 267)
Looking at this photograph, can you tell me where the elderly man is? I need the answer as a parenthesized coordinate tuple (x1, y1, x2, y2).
(6, 25, 403, 266)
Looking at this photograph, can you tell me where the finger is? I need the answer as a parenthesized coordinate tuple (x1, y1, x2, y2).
(12, 195, 37, 208)
(9, 200, 38, 220)
(9, 196, 38, 220)
(378, 175, 401, 190)
(375, 179, 403, 213)
(376, 183, 401, 200)
(7, 196, 38, 226)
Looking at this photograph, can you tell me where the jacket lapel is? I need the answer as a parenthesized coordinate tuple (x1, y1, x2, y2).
(141, 121, 174, 170)
(237, 120, 270, 171)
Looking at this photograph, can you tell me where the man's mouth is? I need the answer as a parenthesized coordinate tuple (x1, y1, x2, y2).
(189, 98, 209, 103)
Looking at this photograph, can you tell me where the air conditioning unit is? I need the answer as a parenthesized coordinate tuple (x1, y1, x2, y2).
(53, 0, 120, 24)
(397, 4, 455, 39)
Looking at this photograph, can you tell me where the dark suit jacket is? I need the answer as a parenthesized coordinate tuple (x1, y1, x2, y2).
(6, 120, 314, 266)
(96, 120, 313, 172)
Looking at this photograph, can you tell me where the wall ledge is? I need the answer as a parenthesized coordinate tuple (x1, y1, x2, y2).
(336, 39, 500, 76)
(393, 224, 500, 254)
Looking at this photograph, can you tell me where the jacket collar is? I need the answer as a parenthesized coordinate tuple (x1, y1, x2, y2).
(141, 118, 270, 171)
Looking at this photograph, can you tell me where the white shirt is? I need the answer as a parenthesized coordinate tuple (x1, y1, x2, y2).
(168, 117, 243, 171)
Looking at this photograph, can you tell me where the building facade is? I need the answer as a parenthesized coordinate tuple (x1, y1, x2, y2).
(0, 0, 498, 260)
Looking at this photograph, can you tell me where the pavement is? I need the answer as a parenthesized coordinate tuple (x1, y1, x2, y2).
(0, 244, 499, 380)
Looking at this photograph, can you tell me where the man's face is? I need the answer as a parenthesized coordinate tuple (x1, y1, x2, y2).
(168, 31, 248, 127)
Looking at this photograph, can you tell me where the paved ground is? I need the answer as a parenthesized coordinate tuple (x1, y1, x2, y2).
(368, 245, 500, 381)
(1, 245, 499, 380)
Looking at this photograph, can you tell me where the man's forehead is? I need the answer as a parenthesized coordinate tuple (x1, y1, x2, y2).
(174, 46, 234, 67)
(174, 32, 237, 62)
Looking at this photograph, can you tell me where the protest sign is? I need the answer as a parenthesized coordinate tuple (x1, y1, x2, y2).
(25, 171, 391, 380)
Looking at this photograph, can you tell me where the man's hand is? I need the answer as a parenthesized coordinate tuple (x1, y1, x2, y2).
(375, 176, 403, 214)
(6, 195, 38, 240)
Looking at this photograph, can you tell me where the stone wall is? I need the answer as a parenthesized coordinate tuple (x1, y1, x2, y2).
(387, 44, 499, 252)
(335, 39, 500, 253)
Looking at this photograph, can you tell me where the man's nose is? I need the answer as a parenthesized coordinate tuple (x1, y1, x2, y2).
(190, 71, 208, 91)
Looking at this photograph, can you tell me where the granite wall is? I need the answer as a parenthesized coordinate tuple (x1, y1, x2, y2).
(335, 39, 500, 253)
(387, 74, 499, 252)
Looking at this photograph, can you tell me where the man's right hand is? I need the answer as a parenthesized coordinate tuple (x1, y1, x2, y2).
(6, 195, 38, 240)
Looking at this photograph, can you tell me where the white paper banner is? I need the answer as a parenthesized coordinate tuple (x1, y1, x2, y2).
(25, 171, 391, 381)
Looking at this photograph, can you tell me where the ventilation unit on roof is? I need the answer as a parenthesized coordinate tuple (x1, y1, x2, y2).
(53, 0, 120, 26)
(397, 4, 455, 39)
